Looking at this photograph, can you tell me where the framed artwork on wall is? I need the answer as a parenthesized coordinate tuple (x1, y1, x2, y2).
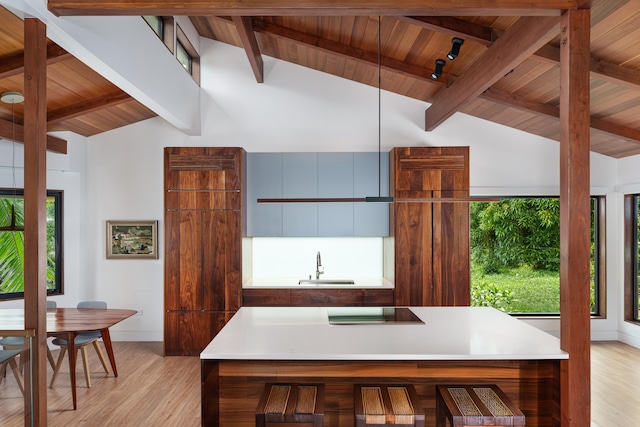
(106, 220, 158, 259)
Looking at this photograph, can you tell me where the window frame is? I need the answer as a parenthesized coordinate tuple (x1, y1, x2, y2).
(176, 23, 200, 84)
(0, 188, 64, 300)
(469, 195, 605, 317)
(142, 15, 175, 53)
(624, 194, 639, 324)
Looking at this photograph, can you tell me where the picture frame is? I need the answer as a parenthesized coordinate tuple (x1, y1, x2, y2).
(106, 220, 158, 259)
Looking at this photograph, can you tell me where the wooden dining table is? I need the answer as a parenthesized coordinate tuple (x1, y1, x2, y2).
(0, 307, 137, 409)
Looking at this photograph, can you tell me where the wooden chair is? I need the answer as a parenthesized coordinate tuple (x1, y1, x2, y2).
(435, 385, 525, 427)
(49, 301, 110, 388)
(354, 384, 424, 427)
(255, 383, 325, 427)
(0, 300, 57, 370)
(0, 349, 25, 394)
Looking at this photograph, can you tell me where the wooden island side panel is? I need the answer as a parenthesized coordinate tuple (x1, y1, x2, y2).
(202, 359, 559, 426)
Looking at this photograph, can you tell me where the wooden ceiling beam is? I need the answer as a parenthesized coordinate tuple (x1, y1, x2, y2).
(46, 91, 131, 124)
(482, 87, 640, 147)
(47, 0, 575, 16)
(395, 16, 496, 46)
(401, 13, 640, 91)
(0, 44, 71, 80)
(425, 16, 560, 131)
(232, 16, 264, 83)
(0, 118, 67, 155)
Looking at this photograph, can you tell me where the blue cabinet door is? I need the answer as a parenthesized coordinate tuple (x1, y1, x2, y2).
(282, 153, 318, 236)
(354, 152, 390, 236)
(318, 153, 354, 236)
(247, 153, 283, 236)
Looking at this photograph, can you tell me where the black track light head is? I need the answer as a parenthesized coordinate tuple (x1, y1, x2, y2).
(431, 59, 446, 80)
(447, 37, 464, 60)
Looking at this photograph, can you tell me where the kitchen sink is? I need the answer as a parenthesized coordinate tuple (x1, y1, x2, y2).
(298, 279, 356, 285)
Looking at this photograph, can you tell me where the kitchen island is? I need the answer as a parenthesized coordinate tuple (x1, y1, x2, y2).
(201, 306, 567, 426)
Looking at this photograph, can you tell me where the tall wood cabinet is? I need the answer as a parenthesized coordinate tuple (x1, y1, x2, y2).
(164, 147, 245, 356)
(390, 146, 470, 306)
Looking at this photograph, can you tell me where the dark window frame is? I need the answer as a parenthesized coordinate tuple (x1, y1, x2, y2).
(470, 195, 605, 317)
(624, 194, 640, 324)
(0, 188, 64, 300)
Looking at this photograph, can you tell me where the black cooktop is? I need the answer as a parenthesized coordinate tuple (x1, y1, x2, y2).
(327, 307, 424, 325)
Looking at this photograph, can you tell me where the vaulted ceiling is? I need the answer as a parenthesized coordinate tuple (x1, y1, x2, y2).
(3, 1, 640, 158)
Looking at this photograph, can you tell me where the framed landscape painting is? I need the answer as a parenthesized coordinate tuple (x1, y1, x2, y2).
(106, 220, 158, 259)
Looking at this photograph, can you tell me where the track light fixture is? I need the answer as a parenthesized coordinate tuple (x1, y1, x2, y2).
(431, 59, 445, 80)
(447, 37, 464, 60)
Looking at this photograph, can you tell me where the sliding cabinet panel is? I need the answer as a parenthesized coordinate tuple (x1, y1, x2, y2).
(203, 211, 242, 312)
(164, 311, 234, 356)
(165, 210, 203, 311)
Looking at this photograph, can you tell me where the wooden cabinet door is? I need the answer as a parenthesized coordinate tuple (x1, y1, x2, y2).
(165, 210, 203, 311)
(391, 147, 470, 307)
(203, 210, 242, 312)
(164, 147, 245, 355)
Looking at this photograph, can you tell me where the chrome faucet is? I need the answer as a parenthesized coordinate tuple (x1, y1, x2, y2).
(316, 251, 324, 279)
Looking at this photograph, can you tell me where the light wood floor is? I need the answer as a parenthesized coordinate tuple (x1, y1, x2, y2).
(0, 340, 638, 426)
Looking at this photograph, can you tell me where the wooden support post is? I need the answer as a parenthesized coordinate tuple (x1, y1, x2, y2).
(23, 18, 49, 426)
(559, 8, 591, 427)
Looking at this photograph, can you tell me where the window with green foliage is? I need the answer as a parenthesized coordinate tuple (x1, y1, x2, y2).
(625, 194, 640, 321)
(470, 196, 603, 315)
(0, 189, 63, 299)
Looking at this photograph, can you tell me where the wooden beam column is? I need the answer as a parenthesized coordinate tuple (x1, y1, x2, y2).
(23, 18, 49, 426)
(559, 8, 591, 427)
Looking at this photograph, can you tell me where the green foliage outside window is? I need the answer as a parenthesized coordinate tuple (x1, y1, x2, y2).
(470, 197, 598, 314)
(0, 192, 60, 297)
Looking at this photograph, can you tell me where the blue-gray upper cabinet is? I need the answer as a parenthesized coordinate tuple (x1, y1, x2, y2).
(282, 153, 318, 236)
(354, 152, 390, 236)
(246, 152, 389, 237)
(246, 153, 284, 236)
(318, 153, 354, 236)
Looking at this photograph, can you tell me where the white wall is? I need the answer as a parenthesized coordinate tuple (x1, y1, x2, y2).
(4, 38, 638, 344)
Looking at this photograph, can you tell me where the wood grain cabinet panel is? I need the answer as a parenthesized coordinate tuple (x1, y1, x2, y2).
(164, 147, 245, 356)
(391, 147, 470, 307)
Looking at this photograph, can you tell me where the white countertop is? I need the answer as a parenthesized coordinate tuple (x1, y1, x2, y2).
(200, 306, 568, 361)
(243, 276, 393, 288)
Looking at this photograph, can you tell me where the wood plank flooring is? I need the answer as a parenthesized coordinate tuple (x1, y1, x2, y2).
(0, 340, 638, 426)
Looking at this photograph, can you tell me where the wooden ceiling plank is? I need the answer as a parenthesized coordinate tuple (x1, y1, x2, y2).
(47, 0, 575, 17)
(232, 16, 264, 83)
(425, 16, 560, 131)
(0, 118, 67, 154)
(0, 43, 71, 79)
(254, 20, 444, 87)
(46, 91, 131, 124)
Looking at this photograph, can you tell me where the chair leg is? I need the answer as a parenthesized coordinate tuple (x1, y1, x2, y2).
(46, 347, 56, 370)
(80, 346, 91, 388)
(50, 347, 67, 388)
(7, 358, 24, 394)
(92, 341, 109, 374)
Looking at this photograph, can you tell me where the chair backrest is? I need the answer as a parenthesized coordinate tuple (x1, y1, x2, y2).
(46, 300, 57, 309)
(77, 300, 107, 309)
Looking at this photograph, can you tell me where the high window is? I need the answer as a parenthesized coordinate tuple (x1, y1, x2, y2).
(470, 196, 604, 315)
(0, 189, 63, 300)
(141, 17, 200, 84)
(624, 194, 640, 322)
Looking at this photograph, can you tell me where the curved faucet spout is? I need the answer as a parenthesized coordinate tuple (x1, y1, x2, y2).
(316, 251, 324, 280)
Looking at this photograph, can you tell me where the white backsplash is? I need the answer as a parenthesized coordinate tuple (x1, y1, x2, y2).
(251, 237, 383, 278)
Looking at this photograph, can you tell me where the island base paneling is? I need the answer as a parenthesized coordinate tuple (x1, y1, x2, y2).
(201, 359, 559, 426)
(242, 288, 394, 307)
